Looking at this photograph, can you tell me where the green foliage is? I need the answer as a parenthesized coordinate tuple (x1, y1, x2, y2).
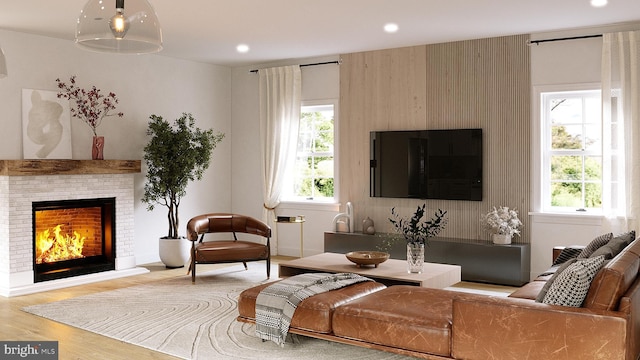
(293, 109, 335, 199)
(299, 111, 334, 152)
(294, 177, 334, 198)
(551, 181, 602, 208)
(142, 113, 225, 238)
(549, 128, 602, 208)
(314, 178, 334, 197)
(389, 205, 448, 246)
(551, 126, 583, 149)
(375, 233, 397, 253)
(549, 98, 601, 209)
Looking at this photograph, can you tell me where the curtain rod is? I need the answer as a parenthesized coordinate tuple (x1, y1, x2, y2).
(249, 60, 340, 73)
(527, 34, 602, 46)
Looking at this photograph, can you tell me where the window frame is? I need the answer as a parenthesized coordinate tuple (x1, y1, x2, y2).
(281, 99, 338, 204)
(533, 83, 604, 215)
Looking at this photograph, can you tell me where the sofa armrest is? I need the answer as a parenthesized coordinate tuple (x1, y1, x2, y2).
(452, 296, 628, 360)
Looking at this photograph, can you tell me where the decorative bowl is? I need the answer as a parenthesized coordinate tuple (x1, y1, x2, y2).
(345, 251, 390, 268)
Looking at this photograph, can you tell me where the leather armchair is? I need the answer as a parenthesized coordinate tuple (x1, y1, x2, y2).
(186, 213, 271, 283)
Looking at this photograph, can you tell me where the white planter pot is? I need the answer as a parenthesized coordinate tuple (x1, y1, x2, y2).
(159, 237, 191, 268)
(492, 234, 512, 245)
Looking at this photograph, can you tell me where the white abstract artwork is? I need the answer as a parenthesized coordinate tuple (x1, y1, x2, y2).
(22, 89, 72, 159)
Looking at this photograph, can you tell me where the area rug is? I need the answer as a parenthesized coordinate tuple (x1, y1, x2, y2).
(23, 265, 413, 360)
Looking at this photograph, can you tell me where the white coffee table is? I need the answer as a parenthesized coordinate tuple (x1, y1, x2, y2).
(278, 252, 461, 289)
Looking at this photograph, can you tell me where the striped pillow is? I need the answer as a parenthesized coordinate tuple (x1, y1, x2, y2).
(577, 233, 613, 258)
(553, 246, 583, 266)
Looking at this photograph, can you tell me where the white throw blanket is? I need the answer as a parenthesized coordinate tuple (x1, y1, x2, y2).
(255, 272, 372, 346)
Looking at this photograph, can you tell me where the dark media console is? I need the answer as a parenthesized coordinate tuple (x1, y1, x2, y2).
(324, 231, 530, 286)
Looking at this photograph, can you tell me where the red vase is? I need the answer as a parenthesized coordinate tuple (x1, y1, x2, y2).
(92, 136, 104, 160)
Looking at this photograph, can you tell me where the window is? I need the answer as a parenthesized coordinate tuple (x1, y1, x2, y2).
(541, 89, 603, 212)
(538, 85, 627, 215)
(283, 101, 336, 202)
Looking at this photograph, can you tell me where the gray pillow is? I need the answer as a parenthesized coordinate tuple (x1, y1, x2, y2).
(542, 256, 605, 307)
(590, 230, 636, 259)
(577, 233, 613, 258)
(619, 230, 636, 246)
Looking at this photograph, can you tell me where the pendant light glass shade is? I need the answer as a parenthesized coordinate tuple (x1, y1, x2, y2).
(0, 45, 7, 78)
(76, 0, 162, 54)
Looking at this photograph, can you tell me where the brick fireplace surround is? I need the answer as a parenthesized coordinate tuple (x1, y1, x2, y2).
(0, 160, 149, 297)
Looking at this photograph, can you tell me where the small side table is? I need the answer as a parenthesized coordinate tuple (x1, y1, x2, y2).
(275, 215, 305, 257)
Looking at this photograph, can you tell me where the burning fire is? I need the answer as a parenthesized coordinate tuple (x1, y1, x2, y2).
(36, 225, 85, 264)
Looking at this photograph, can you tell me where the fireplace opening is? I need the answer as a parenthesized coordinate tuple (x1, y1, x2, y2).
(32, 198, 116, 282)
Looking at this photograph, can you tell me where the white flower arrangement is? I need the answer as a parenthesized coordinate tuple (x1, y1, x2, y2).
(481, 206, 522, 237)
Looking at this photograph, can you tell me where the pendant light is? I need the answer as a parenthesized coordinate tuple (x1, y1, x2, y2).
(75, 0, 162, 54)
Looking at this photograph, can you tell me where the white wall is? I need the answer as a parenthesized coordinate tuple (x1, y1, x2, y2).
(231, 55, 341, 256)
(0, 29, 232, 265)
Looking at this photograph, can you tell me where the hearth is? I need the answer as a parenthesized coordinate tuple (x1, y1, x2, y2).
(32, 198, 116, 282)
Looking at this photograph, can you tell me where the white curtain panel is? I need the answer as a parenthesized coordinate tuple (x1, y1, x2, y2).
(601, 31, 640, 233)
(259, 65, 301, 252)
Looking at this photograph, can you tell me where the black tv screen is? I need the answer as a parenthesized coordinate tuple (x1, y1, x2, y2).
(370, 128, 482, 201)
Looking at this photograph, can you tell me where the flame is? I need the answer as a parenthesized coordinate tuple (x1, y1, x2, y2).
(36, 225, 86, 264)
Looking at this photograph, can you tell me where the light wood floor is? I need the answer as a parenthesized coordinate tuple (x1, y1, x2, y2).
(0, 256, 517, 359)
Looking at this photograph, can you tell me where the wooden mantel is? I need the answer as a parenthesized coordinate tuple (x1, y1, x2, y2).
(0, 160, 141, 176)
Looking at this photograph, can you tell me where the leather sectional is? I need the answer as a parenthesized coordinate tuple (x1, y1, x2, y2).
(237, 236, 640, 360)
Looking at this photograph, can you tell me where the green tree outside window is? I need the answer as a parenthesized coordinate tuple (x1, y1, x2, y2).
(293, 105, 335, 200)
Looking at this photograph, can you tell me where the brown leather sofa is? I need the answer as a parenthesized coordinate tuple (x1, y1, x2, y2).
(238, 236, 640, 360)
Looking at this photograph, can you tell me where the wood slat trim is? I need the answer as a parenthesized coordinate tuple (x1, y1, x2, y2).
(339, 34, 532, 244)
(0, 160, 141, 176)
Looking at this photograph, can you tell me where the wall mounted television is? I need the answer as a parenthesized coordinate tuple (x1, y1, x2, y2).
(370, 128, 483, 201)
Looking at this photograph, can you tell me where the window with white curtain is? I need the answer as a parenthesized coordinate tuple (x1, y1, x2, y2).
(283, 100, 337, 202)
(538, 86, 622, 214)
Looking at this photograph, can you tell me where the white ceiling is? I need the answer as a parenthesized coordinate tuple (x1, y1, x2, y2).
(1, 0, 639, 67)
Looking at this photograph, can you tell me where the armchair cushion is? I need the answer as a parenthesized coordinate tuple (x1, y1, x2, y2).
(195, 240, 269, 262)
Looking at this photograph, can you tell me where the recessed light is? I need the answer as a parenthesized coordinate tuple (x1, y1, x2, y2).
(236, 44, 250, 53)
(384, 23, 399, 33)
(591, 0, 607, 7)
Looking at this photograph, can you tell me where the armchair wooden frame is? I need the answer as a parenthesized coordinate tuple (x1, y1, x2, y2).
(186, 213, 271, 283)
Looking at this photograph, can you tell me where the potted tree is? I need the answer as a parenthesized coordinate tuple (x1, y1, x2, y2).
(142, 113, 225, 268)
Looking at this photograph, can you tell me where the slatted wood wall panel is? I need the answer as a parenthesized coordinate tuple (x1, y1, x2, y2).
(339, 34, 531, 243)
